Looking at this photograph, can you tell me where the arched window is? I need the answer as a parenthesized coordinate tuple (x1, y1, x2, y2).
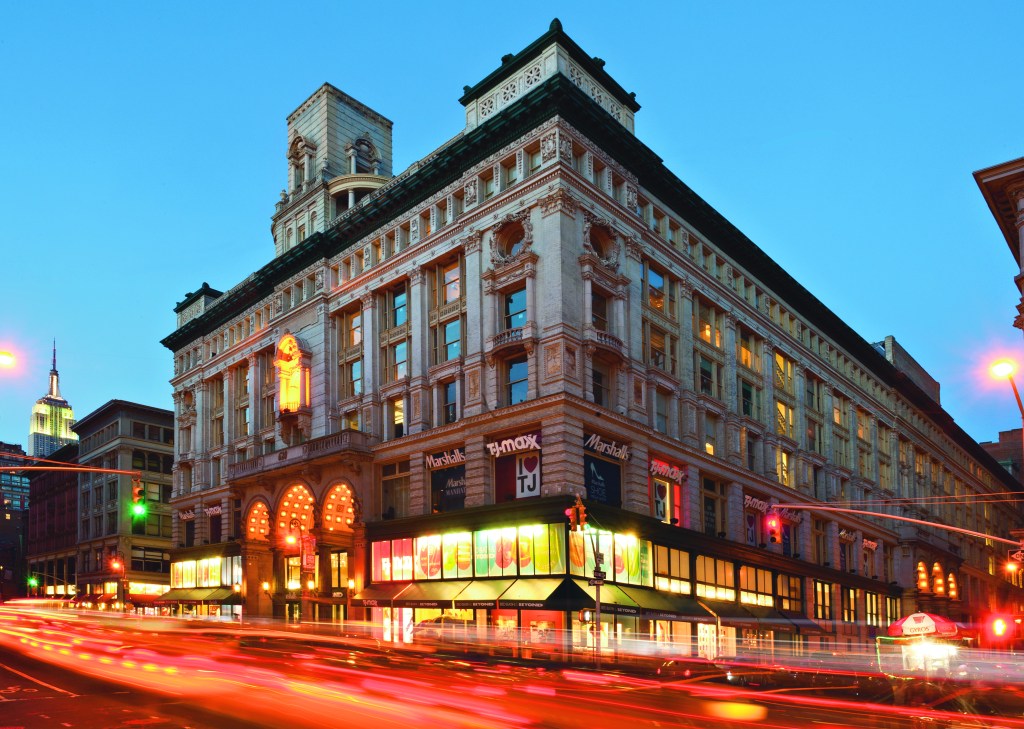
(277, 484, 314, 536)
(932, 562, 944, 595)
(947, 573, 958, 600)
(917, 561, 929, 591)
(246, 502, 270, 542)
(589, 224, 614, 258)
(323, 483, 355, 531)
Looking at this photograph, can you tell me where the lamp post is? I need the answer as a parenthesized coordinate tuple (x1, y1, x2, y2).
(990, 359, 1024, 483)
(110, 552, 126, 612)
(287, 518, 305, 623)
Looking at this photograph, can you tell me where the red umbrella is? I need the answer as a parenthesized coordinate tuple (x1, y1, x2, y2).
(887, 612, 958, 638)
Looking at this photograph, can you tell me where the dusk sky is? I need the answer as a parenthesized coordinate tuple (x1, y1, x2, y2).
(2, 3, 1022, 450)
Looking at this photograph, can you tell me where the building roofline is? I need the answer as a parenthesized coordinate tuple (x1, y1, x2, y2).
(458, 18, 640, 113)
(71, 399, 173, 434)
(973, 155, 1024, 265)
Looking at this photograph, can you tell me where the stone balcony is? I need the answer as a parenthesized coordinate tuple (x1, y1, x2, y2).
(227, 429, 377, 483)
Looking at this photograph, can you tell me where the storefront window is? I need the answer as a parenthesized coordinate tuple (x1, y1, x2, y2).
(695, 555, 735, 601)
(654, 545, 691, 594)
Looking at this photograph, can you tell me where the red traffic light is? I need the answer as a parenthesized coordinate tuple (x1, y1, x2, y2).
(110, 558, 122, 571)
(565, 507, 578, 531)
(766, 512, 781, 543)
(578, 503, 588, 529)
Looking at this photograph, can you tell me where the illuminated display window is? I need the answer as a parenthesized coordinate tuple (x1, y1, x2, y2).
(654, 545, 690, 594)
(247, 501, 270, 540)
(569, 529, 652, 587)
(322, 483, 354, 531)
(275, 333, 310, 413)
(370, 524, 567, 582)
(277, 484, 314, 535)
(739, 565, 773, 607)
(695, 555, 735, 601)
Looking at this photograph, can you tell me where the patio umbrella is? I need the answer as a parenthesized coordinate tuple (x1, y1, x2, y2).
(887, 612, 958, 638)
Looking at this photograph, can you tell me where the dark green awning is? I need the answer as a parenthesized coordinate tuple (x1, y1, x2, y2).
(453, 579, 516, 608)
(618, 586, 715, 623)
(394, 580, 472, 608)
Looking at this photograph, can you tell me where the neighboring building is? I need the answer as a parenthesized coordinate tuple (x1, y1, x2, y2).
(0, 507, 27, 602)
(975, 156, 1024, 333)
(0, 442, 30, 511)
(980, 429, 1023, 483)
(163, 21, 1024, 654)
(72, 401, 174, 612)
(25, 442, 79, 599)
(28, 344, 78, 458)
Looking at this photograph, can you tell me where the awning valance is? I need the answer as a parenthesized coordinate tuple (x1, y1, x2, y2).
(393, 580, 472, 608)
(155, 587, 242, 605)
(618, 586, 715, 623)
(351, 582, 411, 608)
(700, 600, 759, 629)
(452, 579, 515, 609)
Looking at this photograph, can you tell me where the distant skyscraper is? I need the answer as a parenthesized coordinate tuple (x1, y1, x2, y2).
(28, 343, 77, 457)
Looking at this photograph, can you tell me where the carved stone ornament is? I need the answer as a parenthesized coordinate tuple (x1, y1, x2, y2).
(539, 188, 578, 218)
(559, 135, 574, 164)
(624, 233, 644, 261)
(625, 184, 638, 211)
(314, 269, 324, 290)
(545, 343, 561, 377)
(465, 178, 478, 206)
(490, 209, 533, 267)
(541, 132, 557, 162)
(274, 292, 284, 314)
(468, 371, 480, 399)
(409, 217, 419, 241)
(463, 229, 483, 255)
(581, 212, 620, 270)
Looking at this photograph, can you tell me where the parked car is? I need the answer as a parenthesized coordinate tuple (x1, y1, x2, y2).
(413, 616, 473, 640)
(655, 656, 727, 683)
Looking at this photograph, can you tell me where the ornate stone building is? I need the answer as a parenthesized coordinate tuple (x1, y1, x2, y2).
(162, 20, 1024, 655)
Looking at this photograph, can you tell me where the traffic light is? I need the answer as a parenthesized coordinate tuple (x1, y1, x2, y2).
(27, 576, 38, 588)
(566, 506, 578, 531)
(110, 557, 122, 571)
(579, 609, 593, 623)
(131, 478, 146, 518)
(989, 615, 1011, 641)
(578, 502, 588, 530)
(766, 512, 781, 543)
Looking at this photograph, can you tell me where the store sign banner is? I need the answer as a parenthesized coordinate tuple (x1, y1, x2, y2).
(584, 433, 630, 461)
(487, 433, 541, 457)
(650, 459, 686, 485)
(516, 453, 541, 498)
(425, 448, 465, 469)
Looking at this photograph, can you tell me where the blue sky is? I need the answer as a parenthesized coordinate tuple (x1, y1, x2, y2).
(1, 2, 1022, 449)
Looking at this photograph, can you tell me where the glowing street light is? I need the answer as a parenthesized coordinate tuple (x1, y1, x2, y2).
(990, 358, 1024, 485)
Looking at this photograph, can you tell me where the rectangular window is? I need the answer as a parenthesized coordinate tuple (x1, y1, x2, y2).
(442, 381, 458, 424)
(696, 299, 722, 348)
(504, 287, 527, 330)
(507, 356, 528, 406)
(776, 448, 793, 487)
(647, 266, 666, 313)
(740, 379, 760, 419)
(774, 352, 795, 394)
(865, 592, 880, 627)
(695, 555, 735, 601)
(737, 328, 759, 371)
(591, 291, 609, 331)
(592, 358, 612, 408)
(814, 580, 833, 620)
(777, 574, 803, 613)
(381, 461, 410, 520)
(841, 586, 856, 622)
(440, 319, 461, 361)
(384, 285, 408, 330)
(654, 545, 691, 595)
(702, 478, 726, 536)
(805, 373, 822, 413)
(775, 400, 795, 439)
(739, 565, 774, 607)
(234, 363, 249, 438)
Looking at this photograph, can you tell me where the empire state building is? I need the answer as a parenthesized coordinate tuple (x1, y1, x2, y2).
(28, 343, 77, 457)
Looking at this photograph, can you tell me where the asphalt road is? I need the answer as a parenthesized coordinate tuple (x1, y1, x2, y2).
(0, 647, 258, 729)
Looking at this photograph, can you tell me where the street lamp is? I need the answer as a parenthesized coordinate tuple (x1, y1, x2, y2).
(990, 358, 1024, 483)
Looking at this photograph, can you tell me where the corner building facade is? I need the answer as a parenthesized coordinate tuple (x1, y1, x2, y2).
(164, 21, 1024, 657)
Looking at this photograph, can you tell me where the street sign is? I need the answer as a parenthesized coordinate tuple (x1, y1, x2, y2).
(588, 579, 604, 586)
(1009, 549, 1024, 563)
(593, 570, 606, 579)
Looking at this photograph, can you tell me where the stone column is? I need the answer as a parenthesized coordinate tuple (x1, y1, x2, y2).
(463, 231, 485, 418)
(360, 294, 379, 435)
(408, 269, 428, 434)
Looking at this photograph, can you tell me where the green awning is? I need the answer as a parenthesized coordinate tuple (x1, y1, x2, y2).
(618, 586, 715, 623)
(393, 580, 472, 608)
(497, 578, 564, 609)
(453, 579, 516, 608)
(700, 600, 758, 629)
(567, 579, 640, 616)
(351, 582, 411, 607)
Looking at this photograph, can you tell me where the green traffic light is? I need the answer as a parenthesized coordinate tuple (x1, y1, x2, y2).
(131, 502, 147, 517)
(27, 576, 38, 587)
